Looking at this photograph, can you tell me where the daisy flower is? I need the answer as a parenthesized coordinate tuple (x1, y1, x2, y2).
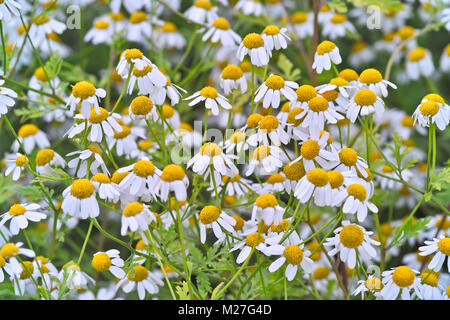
(0, 243, 35, 265)
(333, 147, 369, 179)
(419, 235, 450, 273)
(294, 168, 333, 207)
(116, 48, 151, 78)
(29, 14, 66, 46)
(348, 42, 375, 68)
(128, 96, 159, 121)
(184, 0, 218, 24)
(380, 266, 420, 300)
(127, 11, 152, 43)
(220, 64, 247, 95)
(187, 142, 238, 177)
(230, 232, 268, 264)
(254, 74, 298, 109)
(265, 237, 314, 281)
(35, 148, 66, 175)
(91, 250, 126, 279)
(156, 22, 186, 50)
(155, 164, 189, 202)
(357, 68, 397, 98)
(259, 173, 287, 193)
(108, 124, 145, 158)
(247, 115, 290, 146)
(185, 86, 231, 116)
(216, 174, 252, 198)
(290, 11, 313, 39)
(237, 33, 270, 67)
(66, 145, 109, 178)
(66, 107, 123, 143)
(290, 84, 317, 110)
(198, 205, 236, 244)
(322, 14, 356, 40)
(91, 173, 121, 203)
(234, 0, 265, 16)
(296, 95, 344, 132)
(62, 179, 100, 219)
(346, 88, 385, 123)
(406, 47, 435, 80)
(440, 44, 450, 72)
(84, 19, 113, 44)
(0, 0, 21, 21)
(281, 161, 306, 194)
(0, 80, 18, 117)
(352, 276, 384, 299)
(149, 76, 186, 106)
(416, 269, 444, 300)
(12, 124, 50, 154)
(0, 203, 46, 236)
(66, 81, 106, 118)
(159, 104, 181, 130)
(334, 183, 378, 222)
(116, 265, 163, 300)
(200, 17, 241, 47)
(127, 63, 167, 95)
(312, 40, 342, 74)
(58, 261, 94, 290)
(261, 25, 290, 52)
(9, 260, 35, 296)
(251, 194, 285, 226)
(118, 159, 161, 200)
(324, 221, 380, 268)
(413, 94, 450, 131)
(4, 153, 28, 181)
(32, 256, 58, 291)
(245, 145, 283, 176)
(121, 202, 157, 236)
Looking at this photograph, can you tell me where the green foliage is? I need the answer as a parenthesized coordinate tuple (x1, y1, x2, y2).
(276, 53, 301, 82)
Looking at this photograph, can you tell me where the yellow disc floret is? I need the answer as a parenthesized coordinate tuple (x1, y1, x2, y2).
(359, 68, 383, 84)
(301, 140, 320, 160)
(328, 170, 344, 189)
(317, 40, 336, 55)
(123, 48, 143, 61)
(283, 245, 303, 265)
(255, 193, 278, 208)
(1, 243, 19, 258)
(339, 224, 364, 248)
(247, 113, 263, 128)
(212, 17, 230, 30)
(419, 101, 439, 117)
(92, 253, 111, 272)
(392, 266, 415, 287)
(91, 173, 111, 184)
(9, 204, 26, 216)
(245, 232, 265, 247)
(265, 75, 285, 90)
(133, 160, 155, 177)
(347, 184, 367, 201)
(408, 47, 426, 62)
(36, 149, 55, 166)
(306, 168, 329, 187)
(161, 164, 185, 181)
(259, 115, 279, 132)
(123, 202, 144, 217)
(242, 33, 264, 49)
(127, 265, 148, 282)
(131, 96, 153, 115)
(308, 96, 329, 112)
(70, 179, 94, 199)
(72, 81, 96, 99)
(200, 142, 221, 156)
(438, 238, 450, 255)
(252, 145, 270, 160)
(354, 89, 377, 106)
(129, 11, 147, 24)
(18, 124, 38, 138)
(199, 205, 220, 224)
(262, 25, 280, 35)
(200, 86, 218, 99)
(339, 148, 358, 166)
(89, 107, 109, 123)
(313, 266, 330, 280)
(222, 65, 243, 80)
(283, 161, 305, 181)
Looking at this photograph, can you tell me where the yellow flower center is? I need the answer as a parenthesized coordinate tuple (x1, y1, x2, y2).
(401, 116, 414, 128)
(266, 173, 285, 184)
(229, 131, 245, 143)
(239, 61, 251, 73)
(114, 125, 131, 139)
(306, 168, 329, 187)
(259, 115, 279, 132)
(296, 85, 317, 103)
(419, 101, 439, 117)
(200, 142, 221, 156)
(72, 81, 96, 99)
(382, 32, 395, 42)
(408, 47, 426, 62)
(320, 89, 338, 102)
(212, 17, 230, 30)
(34, 67, 49, 82)
(123, 48, 143, 61)
(271, 220, 290, 233)
(328, 170, 344, 189)
(36, 149, 55, 166)
(347, 184, 367, 201)
(339, 68, 358, 82)
(287, 107, 305, 126)
(438, 238, 450, 255)
(199, 205, 220, 224)
(420, 269, 439, 287)
(88, 145, 102, 155)
(131, 96, 153, 115)
(15, 155, 28, 167)
(307, 241, 322, 261)
(365, 277, 383, 292)
(70, 179, 95, 199)
(381, 165, 393, 173)
(0, 255, 5, 268)
(20, 261, 34, 280)
(423, 93, 445, 105)
(313, 266, 330, 280)
(18, 124, 38, 138)
(89, 107, 109, 123)
(265, 75, 285, 90)
(242, 33, 264, 49)
(354, 89, 377, 106)
(283, 161, 305, 181)
(308, 96, 329, 112)
(132, 65, 153, 77)
(339, 148, 357, 166)
(253, 145, 270, 160)
(330, 77, 348, 87)
(351, 41, 367, 53)
(262, 25, 280, 35)
(109, 11, 124, 21)
(300, 140, 320, 160)
(123, 202, 144, 217)
(316, 40, 336, 55)
(161, 22, 177, 32)
(255, 193, 278, 208)
(247, 113, 263, 128)
(283, 245, 303, 265)
(94, 20, 109, 29)
(392, 266, 415, 287)
(435, 217, 450, 230)
(9, 204, 26, 216)
(398, 26, 414, 40)
(245, 233, 265, 247)
(34, 15, 50, 25)
(200, 86, 218, 99)
(129, 11, 147, 24)
(127, 265, 149, 282)
(330, 13, 346, 24)
(221, 65, 243, 80)
(292, 12, 308, 24)
(232, 216, 244, 231)
(1, 243, 19, 258)
(161, 164, 185, 182)
(91, 173, 111, 184)
(133, 160, 155, 177)
(339, 224, 364, 248)
(359, 68, 383, 84)
(92, 253, 112, 272)
(194, 0, 212, 10)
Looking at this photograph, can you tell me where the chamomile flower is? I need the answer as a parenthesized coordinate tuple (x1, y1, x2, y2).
(413, 94, 450, 131)
(261, 25, 290, 52)
(108, 124, 145, 157)
(294, 168, 333, 207)
(12, 124, 50, 154)
(66, 81, 106, 118)
(290, 11, 313, 39)
(186, 86, 231, 116)
(296, 95, 344, 132)
(150, 76, 186, 106)
(237, 33, 271, 67)
(4, 153, 28, 181)
(116, 49, 152, 78)
(406, 47, 435, 80)
(116, 264, 163, 300)
(67, 145, 108, 178)
(9, 260, 35, 296)
(187, 142, 238, 177)
(121, 202, 156, 236)
(265, 238, 314, 281)
(91, 250, 125, 279)
(35, 148, 66, 175)
(84, 19, 113, 44)
(376, 165, 413, 190)
(0, 242, 35, 262)
(281, 161, 306, 194)
(158, 104, 181, 129)
(184, 0, 218, 24)
(156, 22, 186, 50)
(380, 266, 420, 300)
(128, 96, 159, 121)
(251, 194, 285, 226)
(440, 44, 450, 72)
(312, 40, 342, 74)
(0, 80, 18, 117)
(216, 174, 252, 198)
(32, 256, 58, 291)
(419, 235, 450, 273)
(322, 14, 356, 40)
(231, 232, 268, 264)
(220, 65, 247, 95)
(333, 147, 369, 179)
(247, 115, 290, 146)
(91, 173, 121, 203)
(198, 205, 236, 243)
(0, 203, 46, 236)
(61, 179, 100, 219)
(254, 75, 298, 109)
(127, 11, 152, 43)
(289, 84, 317, 110)
(346, 89, 385, 123)
(127, 64, 167, 95)
(352, 276, 384, 299)
(200, 17, 241, 47)
(416, 269, 444, 300)
(246, 145, 283, 176)
(66, 107, 123, 143)
(336, 183, 378, 222)
(324, 221, 380, 268)
(234, 0, 265, 16)
(58, 261, 94, 290)
(155, 164, 189, 202)
(0, 0, 21, 21)
(29, 14, 66, 47)
(358, 68, 397, 97)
